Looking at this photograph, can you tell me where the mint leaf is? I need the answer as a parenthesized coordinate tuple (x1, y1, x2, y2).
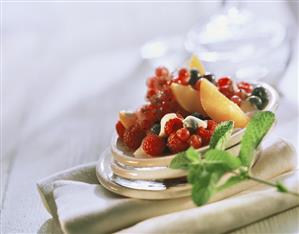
(169, 152, 191, 170)
(170, 148, 201, 170)
(239, 111, 275, 166)
(209, 121, 234, 150)
(188, 160, 228, 205)
(204, 149, 241, 170)
(191, 172, 223, 205)
(187, 164, 206, 184)
(217, 175, 246, 191)
(186, 147, 200, 162)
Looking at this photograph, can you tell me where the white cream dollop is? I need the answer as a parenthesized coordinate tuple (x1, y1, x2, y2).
(183, 116, 207, 129)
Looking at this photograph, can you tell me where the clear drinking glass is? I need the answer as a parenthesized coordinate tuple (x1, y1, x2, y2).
(184, 1, 292, 86)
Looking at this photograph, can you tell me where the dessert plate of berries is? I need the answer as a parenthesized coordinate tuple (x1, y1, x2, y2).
(96, 55, 278, 199)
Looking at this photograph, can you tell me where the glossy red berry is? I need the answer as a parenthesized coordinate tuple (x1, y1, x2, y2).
(230, 95, 242, 106)
(123, 124, 146, 150)
(167, 133, 189, 153)
(115, 121, 126, 139)
(164, 118, 184, 136)
(178, 68, 189, 85)
(197, 127, 212, 145)
(188, 134, 202, 149)
(155, 66, 169, 77)
(218, 85, 234, 98)
(197, 127, 210, 138)
(237, 81, 253, 94)
(142, 134, 166, 156)
(176, 128, 190, 142)
(207, 120, 217, 131)
(217, 77, 232, 87)
(178, 68, 189, 79)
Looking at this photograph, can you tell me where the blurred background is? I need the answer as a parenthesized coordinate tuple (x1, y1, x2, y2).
(2, 1, 299, 233)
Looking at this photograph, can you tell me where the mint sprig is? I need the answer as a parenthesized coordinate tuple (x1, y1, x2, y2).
(209, 121, 234, 150)
(239, 111, 275, 166)
(170, 111, 299, 206)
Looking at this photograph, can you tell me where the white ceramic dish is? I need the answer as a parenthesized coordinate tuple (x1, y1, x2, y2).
(111, 82, 279, 168)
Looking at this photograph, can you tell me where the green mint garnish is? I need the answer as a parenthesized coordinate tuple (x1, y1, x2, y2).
(170, 111, 299, 206)
(209, 121, 234, 150)
(186, 147, 201, 162)
(205, 149, 241, 170)
(239, 111, 275, 166)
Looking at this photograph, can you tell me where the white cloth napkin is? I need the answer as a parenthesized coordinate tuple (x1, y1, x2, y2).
(37, 139, 299, 234)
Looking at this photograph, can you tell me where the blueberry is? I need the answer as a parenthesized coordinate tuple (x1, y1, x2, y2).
(189, 69, 200, 85)
(202, 73, 216, 84)
(252, 86, 267, 101)
(252, 86, 269, 109)
(248, 96, 263, 110)
(150, 123, 161, 135)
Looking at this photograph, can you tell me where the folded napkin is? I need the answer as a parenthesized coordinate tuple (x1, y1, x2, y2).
(37, 139, 298, 234)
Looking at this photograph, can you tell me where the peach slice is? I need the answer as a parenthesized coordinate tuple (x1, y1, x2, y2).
(189, 55, 206, 76)
(119, 111, 137, 129)
(170, 83, 207, 116)
(200, 79, 249, 128)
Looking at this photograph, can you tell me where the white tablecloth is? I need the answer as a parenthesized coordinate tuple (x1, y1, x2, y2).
(2, 2, 298, 233)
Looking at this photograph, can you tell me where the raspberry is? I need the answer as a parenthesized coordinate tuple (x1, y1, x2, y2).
(137, 104, 161, 130)
(164, 118, 183, 136)
(197, 127, 212, 146)
(167, 133, 189, 153)
(115, 121, 126, 138)
(230, 95, 242, 106)
(176, 128, 190, 142)
(207, 120, 217, 131)
(188, 134, 202, 149)
(142, 134, 166, 156)
(123, 124, 146, 150)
